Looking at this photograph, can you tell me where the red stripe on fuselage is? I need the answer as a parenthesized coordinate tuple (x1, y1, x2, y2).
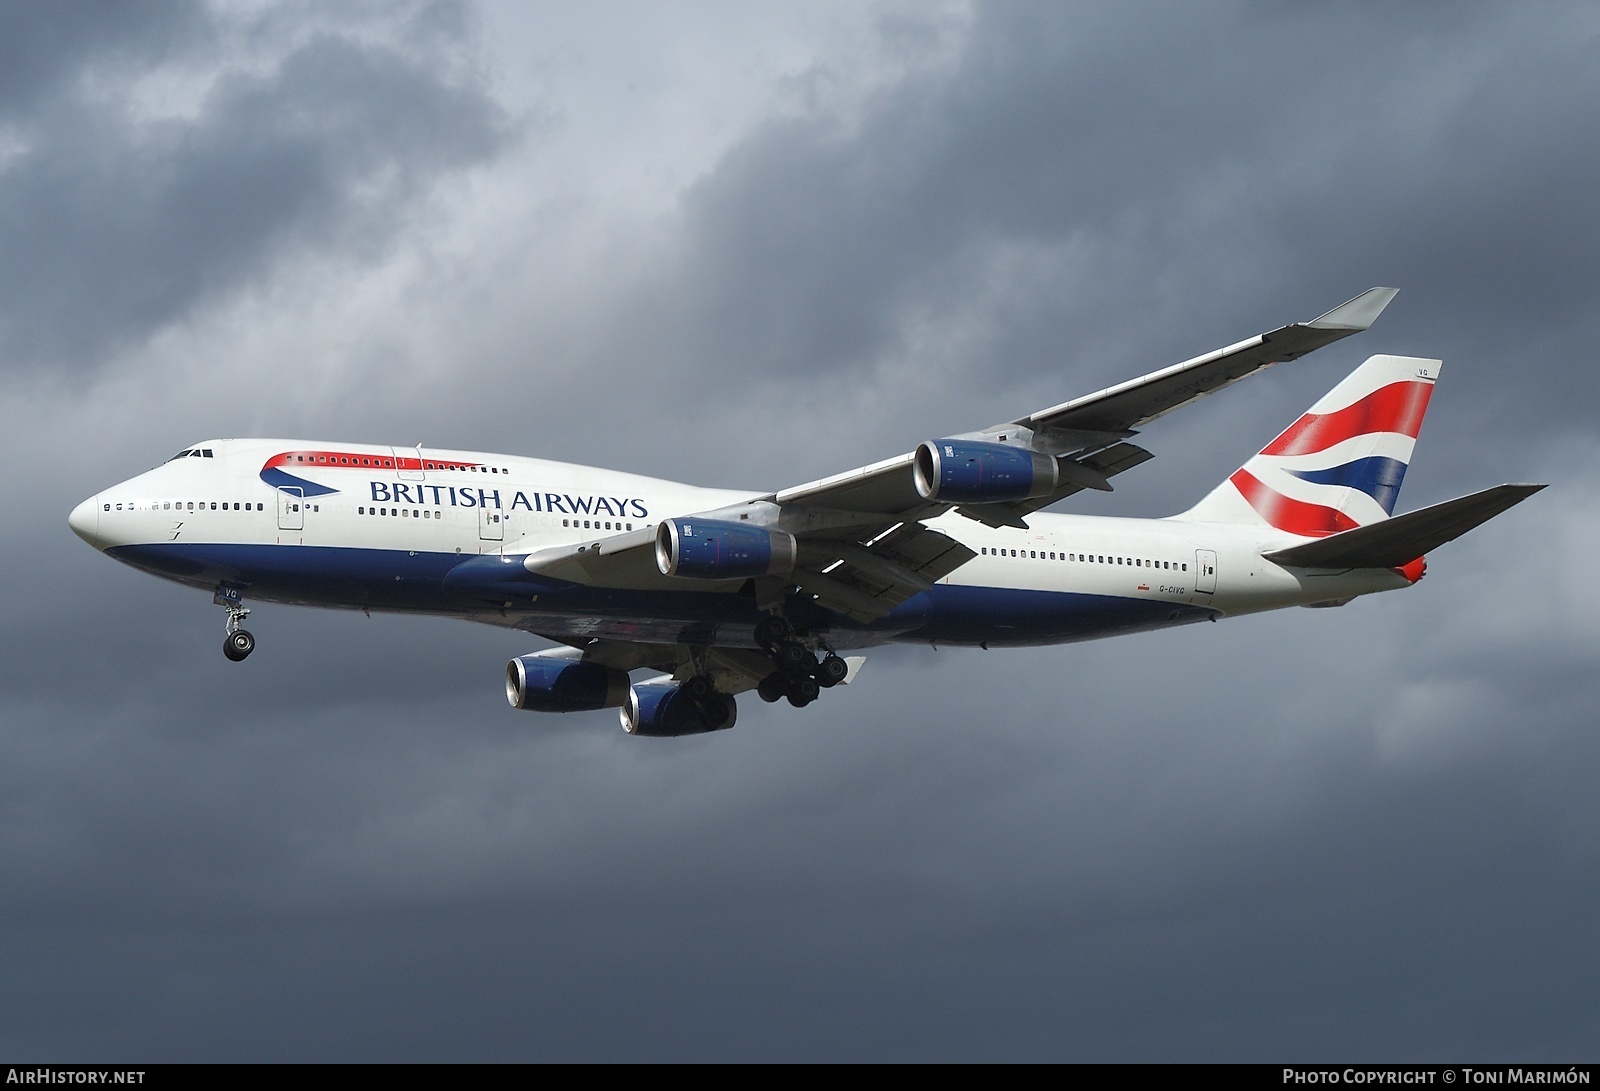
(1260, 380, 1434, 457)
(1230, 469, 1360, 537)
(262, 450, 482, 472)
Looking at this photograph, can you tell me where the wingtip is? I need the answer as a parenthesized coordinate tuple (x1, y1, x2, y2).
(1307, 286, 1400, 331)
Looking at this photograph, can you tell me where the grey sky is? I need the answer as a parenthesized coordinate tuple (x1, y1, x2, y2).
(2, 1, 1596, 1060)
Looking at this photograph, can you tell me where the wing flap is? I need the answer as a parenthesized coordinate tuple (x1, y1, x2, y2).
(1013, 441, 1154, 517)
(799, 524, 975, 618)
(1263, 483, 1546, 569)
(544, 637, 778, 695)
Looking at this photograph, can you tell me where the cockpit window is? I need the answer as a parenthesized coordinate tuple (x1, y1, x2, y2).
(166, 449, 194, 462)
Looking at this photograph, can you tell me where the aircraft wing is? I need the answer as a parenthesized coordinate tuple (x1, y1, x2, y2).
(537, 634, 862, 698)
(489, 289, 1398, 624)
(770, 287, 1397, 519)
(744, 289, 1397, 618)
(1015, 286, 1399, 435)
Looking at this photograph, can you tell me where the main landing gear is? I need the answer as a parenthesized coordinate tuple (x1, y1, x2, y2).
(214, 585, 255, 662)
(753, 615, 847, 709)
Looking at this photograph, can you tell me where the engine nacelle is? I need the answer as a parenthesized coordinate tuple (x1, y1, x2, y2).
(506, 655, 631, 712)
(622, 682, 737, 737)
(913, 440, 1059, 503)
(655, 517, 797, 580)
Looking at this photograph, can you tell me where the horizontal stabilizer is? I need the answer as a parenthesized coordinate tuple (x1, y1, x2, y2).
(1263, 483, 1546, 569)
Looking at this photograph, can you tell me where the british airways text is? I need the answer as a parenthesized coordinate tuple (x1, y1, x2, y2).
(369, 482, 649, 518)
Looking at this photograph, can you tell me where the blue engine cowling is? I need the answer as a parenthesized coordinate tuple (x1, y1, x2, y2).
(913, 440, 1059, 503)
(506, 655, 631, 712)
(655, 517, 797, 580)
(622, 682, 738, 737)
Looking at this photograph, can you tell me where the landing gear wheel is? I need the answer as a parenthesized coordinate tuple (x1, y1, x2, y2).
(754, 615, 792, 652)
(699, 693, 737, 731)
(757, 673, 786, 703)
(787, 676, 820, 705)
(774, 640, 814, 677)
(817, 654, 848, 688)
(685, 673, 715, 701)
(223, 629, 255, 662)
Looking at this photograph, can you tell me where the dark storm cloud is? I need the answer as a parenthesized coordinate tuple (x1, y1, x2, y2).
(674, 3, 1600, 462)
(0, 1, 510, 371)
(0, 1, 206, 120)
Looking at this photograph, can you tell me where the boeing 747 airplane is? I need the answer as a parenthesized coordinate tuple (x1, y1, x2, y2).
(69, 289, 1542, 736)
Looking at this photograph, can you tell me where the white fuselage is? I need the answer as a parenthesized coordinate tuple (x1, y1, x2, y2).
(69, 438, 1412, 650)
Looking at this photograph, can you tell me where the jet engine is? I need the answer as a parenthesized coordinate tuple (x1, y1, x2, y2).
(913, 440, 1058, 503)
(655, 517, 797, 580)
(622, 680, 738, 737)
(506, 655, 631, 712)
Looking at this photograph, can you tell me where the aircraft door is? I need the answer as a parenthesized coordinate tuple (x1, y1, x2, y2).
(278, 487, 304, 531)
(1195, 549, 1217, 594)
(479, 500, 504, 542)
(391, 446, 425, 481)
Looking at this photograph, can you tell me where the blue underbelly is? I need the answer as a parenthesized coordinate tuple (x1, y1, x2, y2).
(107, 542, 1216, 646)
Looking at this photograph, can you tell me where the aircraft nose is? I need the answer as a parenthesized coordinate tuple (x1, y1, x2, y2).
(69, 495, 102, 547)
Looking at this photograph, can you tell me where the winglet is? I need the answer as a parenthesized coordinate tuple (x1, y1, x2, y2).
(1306, 287, 1399, 331)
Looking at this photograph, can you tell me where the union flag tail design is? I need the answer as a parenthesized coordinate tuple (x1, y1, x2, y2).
(1181, 354, 1440, 537)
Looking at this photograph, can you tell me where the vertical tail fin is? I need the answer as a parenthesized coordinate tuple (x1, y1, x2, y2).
(1180, 354, 1440, 536)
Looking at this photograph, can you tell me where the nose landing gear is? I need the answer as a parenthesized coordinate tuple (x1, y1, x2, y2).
(214, 585, 255, 662)
(224, 628, 255, 662)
